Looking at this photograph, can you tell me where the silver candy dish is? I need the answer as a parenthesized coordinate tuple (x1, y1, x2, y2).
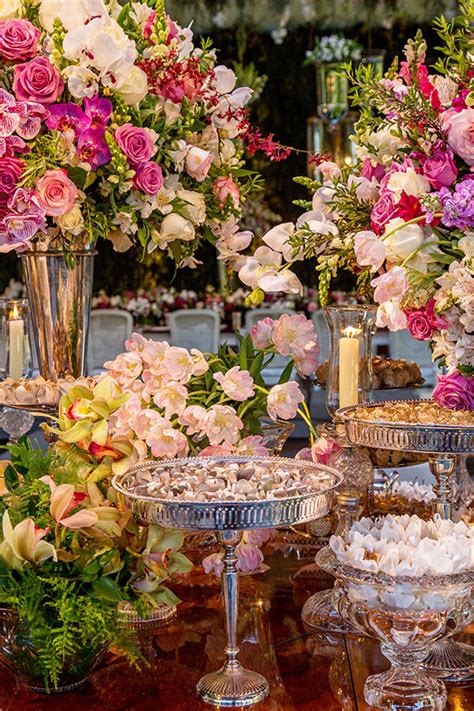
(337, 400, 474, 682)
(113, 456, 342, 708)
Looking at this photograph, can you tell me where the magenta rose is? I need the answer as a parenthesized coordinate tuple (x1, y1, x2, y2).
(115, 123, 156, 165)
(405, 302, 436, 341)
(361, 158, 386, 183)
(133, 161, 164, 194)
(13, 57, 64, 105)
(370, 191, 397, 234)
(35, 168, 78, 216)
(0, 19, 40, 61)
(423, 146, 458, 189)
(432, 372, 474, 411)
(0, 157, 25, 194)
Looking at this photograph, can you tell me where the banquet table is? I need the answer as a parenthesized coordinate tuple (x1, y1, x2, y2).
(1, 550, 473, 710)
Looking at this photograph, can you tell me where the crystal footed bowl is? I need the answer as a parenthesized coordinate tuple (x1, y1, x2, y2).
(316, 547, 474, 711)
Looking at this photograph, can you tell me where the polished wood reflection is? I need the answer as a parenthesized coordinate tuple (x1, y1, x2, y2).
(0, 551, 472, 710)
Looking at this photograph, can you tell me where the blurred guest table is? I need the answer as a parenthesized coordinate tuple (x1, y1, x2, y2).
(1, 551, 472, 710)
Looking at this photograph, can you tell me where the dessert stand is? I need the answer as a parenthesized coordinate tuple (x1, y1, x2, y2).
(113, 456, 342, 708)
(338, 399, 474, 681)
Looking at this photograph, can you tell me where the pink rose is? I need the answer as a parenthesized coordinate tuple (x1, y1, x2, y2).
(432, 372, 474, 411)
(0, 19, 40, 61)
(371, 191, 397, 234)
(115, 123, 156, 165)
(250, 317, 275, 349)
(212, 176, 240, 208)
(354, 230, 386, 273)
(35, 168, 78, 216)
(185, 146, 213, 182)
(133, 161, 164, 194)
(444, 108, 474, 167)
(0, 156, 24, 193)
(405, 300, 441, 341)
(371, 267, 408, 304)
(13, 57, 63, 105)
(422, 146, 458, 189)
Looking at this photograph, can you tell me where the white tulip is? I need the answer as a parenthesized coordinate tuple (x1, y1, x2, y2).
(387, 167, 431, 202)
(176, 189, 206, 225)
(383, 218, 425, 263)
(158, 213, 195, 246)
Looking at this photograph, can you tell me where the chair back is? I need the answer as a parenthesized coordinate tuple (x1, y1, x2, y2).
(168, 309, 220, 353)
(244, 307, 294, 333)
(87, 309, 133, 374)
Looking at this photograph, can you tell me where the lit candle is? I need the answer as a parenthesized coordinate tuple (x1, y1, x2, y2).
(339, 326, 360, 409)
(9, 303, 24, 381)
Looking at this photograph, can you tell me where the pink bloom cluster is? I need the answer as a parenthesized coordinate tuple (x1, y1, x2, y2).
(251, 313, 320, 377)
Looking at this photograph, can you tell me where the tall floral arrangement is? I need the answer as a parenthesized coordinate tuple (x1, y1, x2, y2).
(48, 315, 320, 480)
(0, 0, 262, 266)
(237, 3, 474, 409)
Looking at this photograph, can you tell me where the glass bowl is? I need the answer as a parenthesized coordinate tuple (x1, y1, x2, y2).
(316, 547, 474, 710)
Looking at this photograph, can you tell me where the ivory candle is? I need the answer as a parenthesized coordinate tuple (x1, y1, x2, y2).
(339, 326, 360, 409)
(9, 304, 24, 381)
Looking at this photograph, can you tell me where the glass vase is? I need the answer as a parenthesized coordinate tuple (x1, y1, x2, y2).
(323, 305, 377, 419)
(21, 246, 96, 381)
(315, 63, 349, 123)
(0, 608, 107, 693)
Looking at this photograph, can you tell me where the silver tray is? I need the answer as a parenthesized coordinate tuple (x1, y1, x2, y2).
(0, 402, 57, 419)
(112, 456, 342, 531)
(337, 400, 474, 454)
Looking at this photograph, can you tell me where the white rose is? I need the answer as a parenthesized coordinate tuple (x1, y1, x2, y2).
(157, 213, 195, 246)
(0, 0, 22, 19)
(383, 218, 425, 263)
(57, 204, 84, 236)
(387, 167, 431, 202)
(176, 189, 206, 225)
(117, 65, 148, 106)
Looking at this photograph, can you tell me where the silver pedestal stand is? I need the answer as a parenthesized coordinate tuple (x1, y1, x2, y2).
(113, 456, 342, 708)
(338, 400, 474, 682)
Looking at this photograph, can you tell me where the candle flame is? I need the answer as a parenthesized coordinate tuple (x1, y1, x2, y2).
(9, 303, 20, 320)
(343, 326, 361, 338)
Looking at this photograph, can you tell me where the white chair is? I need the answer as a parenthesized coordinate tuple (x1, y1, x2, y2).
(87, 309, 133, 374)
(311, 310, 330, 363)
(388, 329, 437, 386)
(245, 308, 295, 386)
(169, 309, 220, 353)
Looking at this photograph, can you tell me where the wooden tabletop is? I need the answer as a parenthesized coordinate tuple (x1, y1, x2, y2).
(0, 550, 473, 710)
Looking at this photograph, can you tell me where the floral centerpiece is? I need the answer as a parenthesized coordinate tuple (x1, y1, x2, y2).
(47, 313, 321, 480)
(0, 439, 192, 691)
(0, 0, 263, 261)
(304, 34, 362, 66)
(237, 3, 474, 409)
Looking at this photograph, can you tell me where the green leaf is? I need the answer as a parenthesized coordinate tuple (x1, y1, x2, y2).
(249, 351, 264, 379)
(277, 359, 295, 384)
(3, 464, 19, 492)
(239, 342, 248, 371)
(67, 167, 96, 190)
(92, 576, 123, 602)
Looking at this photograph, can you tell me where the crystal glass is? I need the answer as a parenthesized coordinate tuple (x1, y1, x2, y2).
(0, 299, 32, 380)
(323, 305, 377, 419)
(0, 407, 34, 444)
(302, 428, 374, 632)
(113, 456, 341, 708)
(315, 63, 349, 123)
(0, 607, 107, 693)
(258, 416, 295, 455)
(117, 601, 177, 630)
(317, 547, 474, 710)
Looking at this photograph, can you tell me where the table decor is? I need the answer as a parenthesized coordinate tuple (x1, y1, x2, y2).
(338, 399, 474, 680)
(320, 514, 474, 710)
(0, 0, 271, 379)
(237, 3, 474, 405)
(113, 456, 342, 707)
(316, 355, 425, 390)
(0, 440, 191, 692)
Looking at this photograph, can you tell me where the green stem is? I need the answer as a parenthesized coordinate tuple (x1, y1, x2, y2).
(380, 213, 443, 242)
(254, 384, 317, 441)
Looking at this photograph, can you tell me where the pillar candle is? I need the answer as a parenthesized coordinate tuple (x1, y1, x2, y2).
(9, 304, 24, 380)
(339, 327, 360, 409)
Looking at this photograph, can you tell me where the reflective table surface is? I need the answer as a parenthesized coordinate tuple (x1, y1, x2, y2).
(0, 550, 472, 710)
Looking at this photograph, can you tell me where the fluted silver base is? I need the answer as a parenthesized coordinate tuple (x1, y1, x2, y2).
(197, 663, 269, 707)
(422, 639, 474, 682)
